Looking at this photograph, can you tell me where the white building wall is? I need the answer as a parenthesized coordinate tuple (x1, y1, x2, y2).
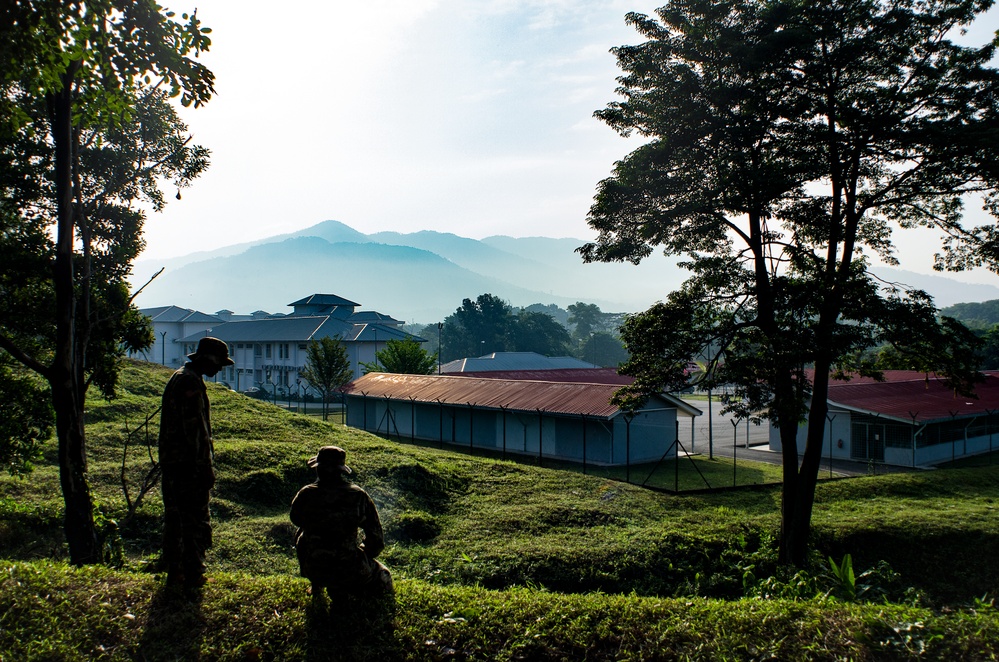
(768, 407, 854, 460)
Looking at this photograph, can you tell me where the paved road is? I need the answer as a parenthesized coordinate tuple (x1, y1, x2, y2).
(680, 396, 916, 477)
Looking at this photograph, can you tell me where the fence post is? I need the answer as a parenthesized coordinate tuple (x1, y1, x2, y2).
(537, 409, 544, 467)
(674, 420, 679, 492)
(908, 411, 919, 468)
(732, 418, 739, 487)
(468, 402, 474, 455)
(437, 398, 444, 448)
(361, 391, 368, 431)
(625, 414, 633, 484)
(987, 409, 996, 466)
(408, 396, 416, 442)
(826, 412, 837, 478)
(501, 406, 507, 461)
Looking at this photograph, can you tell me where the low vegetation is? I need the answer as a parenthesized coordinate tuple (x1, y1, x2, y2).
(1, 360, 998, 659)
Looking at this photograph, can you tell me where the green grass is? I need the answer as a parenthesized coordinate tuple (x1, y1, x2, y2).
(2, 561, 997, 661)
(2, 360, 999, 659)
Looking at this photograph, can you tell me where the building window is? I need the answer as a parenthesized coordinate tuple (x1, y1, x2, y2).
(298, 344, 306, 351)
(254, 344, 262, 357)
(279, 343, 290, 359)
(265, 344, 272, 359)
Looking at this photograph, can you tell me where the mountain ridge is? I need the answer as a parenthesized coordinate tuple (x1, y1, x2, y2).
(130, 219, 999, 323)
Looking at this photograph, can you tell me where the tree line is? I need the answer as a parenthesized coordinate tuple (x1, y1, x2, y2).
(418, 294, 629, 367)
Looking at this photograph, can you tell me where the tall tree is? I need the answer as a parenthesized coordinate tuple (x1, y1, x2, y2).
(362, 338, 438, 375)
(300, 337, 354, 421)
(441, 294, 514, 361)
(0, 1, 214, 564)
(582, 0, 999, 566)
(580, 331, 630, 368)
(510, 310, 572, 356)
(567, 302, 605, 342)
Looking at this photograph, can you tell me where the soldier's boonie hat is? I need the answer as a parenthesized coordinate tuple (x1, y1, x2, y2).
(307, 445, 352, 474)
(187, 336, 235, 367)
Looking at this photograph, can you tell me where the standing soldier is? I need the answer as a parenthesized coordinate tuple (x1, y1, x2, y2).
(159, 336, 233, 589)
(291, 446, 393, 598)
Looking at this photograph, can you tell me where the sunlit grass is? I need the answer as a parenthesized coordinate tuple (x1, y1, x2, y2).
(3, 360, 999, 657)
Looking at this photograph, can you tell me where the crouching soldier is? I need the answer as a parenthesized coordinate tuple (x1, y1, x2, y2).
(290, 446, 393, 598)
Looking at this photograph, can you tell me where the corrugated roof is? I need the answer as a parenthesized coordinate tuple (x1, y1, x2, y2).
(456, 368, 634, 385)
(344, 373, 698, 418)
(825, 370, 999, 423)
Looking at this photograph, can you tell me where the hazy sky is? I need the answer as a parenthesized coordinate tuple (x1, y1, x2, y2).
(140, 0, 999, 283)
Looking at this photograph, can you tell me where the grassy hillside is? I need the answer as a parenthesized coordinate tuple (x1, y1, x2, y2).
(2, 360, 998, 659)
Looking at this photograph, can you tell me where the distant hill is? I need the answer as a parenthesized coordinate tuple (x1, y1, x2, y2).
(131, 220, 687, 321)
(130, 219, 999, 323)
(940, 299, 999, 329)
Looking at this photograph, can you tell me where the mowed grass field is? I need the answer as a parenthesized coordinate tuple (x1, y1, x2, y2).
(1, 360, 998, 660)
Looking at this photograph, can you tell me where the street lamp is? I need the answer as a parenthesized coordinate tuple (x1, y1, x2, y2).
(437, 322, 443, 374)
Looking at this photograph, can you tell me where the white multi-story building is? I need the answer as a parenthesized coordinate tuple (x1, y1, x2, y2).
(138, 294, 423, 393)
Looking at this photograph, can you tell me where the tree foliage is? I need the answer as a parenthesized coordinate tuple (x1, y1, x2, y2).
(0, 1, 214, 564)
(582, 0, 999, 566)
(441, 294, 514, 361)
(363, 338, 438, 375)
(0, 357, 51, 476)
(300, 337, 354, 421)
(439, 294, 577, 362)
(511, 311, 572, 357)
(580, 331, 630, 368)
(941, 299, 999, 330)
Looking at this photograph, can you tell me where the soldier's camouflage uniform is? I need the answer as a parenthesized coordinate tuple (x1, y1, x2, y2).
(290, 478, 392, 594)
(159, 364, 215, 584)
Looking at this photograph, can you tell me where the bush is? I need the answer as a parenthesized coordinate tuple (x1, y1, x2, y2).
(388, 510, 440, 544)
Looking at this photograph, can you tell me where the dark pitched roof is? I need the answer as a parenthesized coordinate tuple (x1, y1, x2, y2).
(343, 323, 424, 343)
(178, 316, 345, 343)
(140, 306, 222, 324)
(455, 368, 633, 385)
(349, 311, 403, 325)
(440, 352, 598, 373)
(177, 316, 423, 344)
(288, 294, 360, 307)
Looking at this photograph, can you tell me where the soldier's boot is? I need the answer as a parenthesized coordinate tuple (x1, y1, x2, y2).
(374, 562, 394, 594)
(182, 560, 207, 589)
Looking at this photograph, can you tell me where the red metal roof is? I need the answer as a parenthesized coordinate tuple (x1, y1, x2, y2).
(344, 373, 665, 418)
(825, 371, 999, 423)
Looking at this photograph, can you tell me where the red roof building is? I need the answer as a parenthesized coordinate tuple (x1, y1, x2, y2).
(771, 371, 999, 467)
(344, 373, 701, 467)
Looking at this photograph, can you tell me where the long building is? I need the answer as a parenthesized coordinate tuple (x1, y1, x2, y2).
(770, 370, 999, 467)
(344, 372, 701, 467)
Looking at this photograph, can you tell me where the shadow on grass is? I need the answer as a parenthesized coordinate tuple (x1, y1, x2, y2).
(137, 585, 207, 661)
(306, 590, 399, 662)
